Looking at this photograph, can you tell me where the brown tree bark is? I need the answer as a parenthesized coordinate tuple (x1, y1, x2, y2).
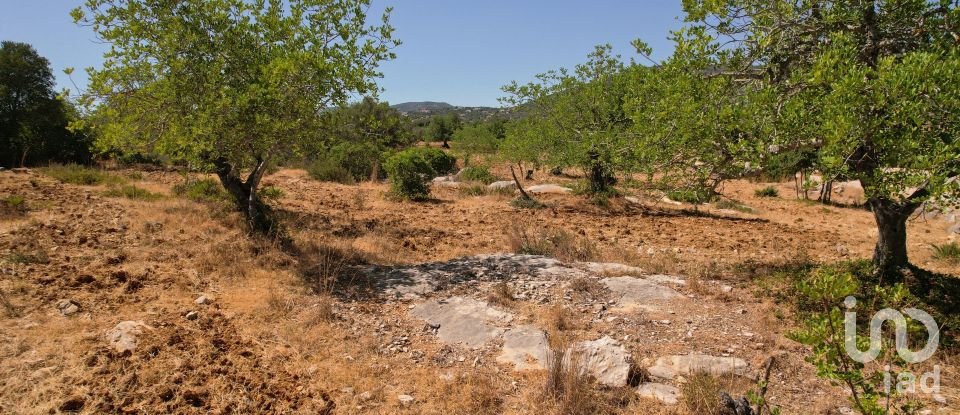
(868, 197, 917, 277)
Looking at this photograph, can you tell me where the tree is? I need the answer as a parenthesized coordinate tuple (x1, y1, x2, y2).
(312, 97, 413, 181)
(0, 41, 91, 167)
(501, 45, 636, 194)
(452, 118, 506, 165)
(629, 33, 768, 202)
(669, 0, 959, 276)
(428, 112, 461, 148)
(73, 0, 398, 231)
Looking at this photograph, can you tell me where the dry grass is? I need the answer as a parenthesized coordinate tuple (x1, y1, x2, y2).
(295, 239, 365, 295)
(486, 282, 516, 307)
(682, 372, 724, 414)
(506, 223, 598, 262)
(0, 288, 20, 318)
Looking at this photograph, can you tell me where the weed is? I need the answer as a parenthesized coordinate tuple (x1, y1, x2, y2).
(173, 178, 232, 204)
(41, 164, 124, 186)
(103, 185, 163, 201)
(713, 199, 753, 213)
(259, 186, 284, 201)
(754, 186, 779, 198)
(666, 187, 716, 204)
(307, 158, 355, 184)
(931, 242, 960, 262)
(509, 196, 546, 209)
(1, 195, 27, 218)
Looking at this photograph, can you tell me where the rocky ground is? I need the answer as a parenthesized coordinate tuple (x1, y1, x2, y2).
(0, 166, 957, 414)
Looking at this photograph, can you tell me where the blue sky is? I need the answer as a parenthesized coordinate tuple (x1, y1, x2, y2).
(0, 1, 685, 107)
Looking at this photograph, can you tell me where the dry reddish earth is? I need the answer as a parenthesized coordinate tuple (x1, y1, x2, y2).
(0, 167, 957, 414)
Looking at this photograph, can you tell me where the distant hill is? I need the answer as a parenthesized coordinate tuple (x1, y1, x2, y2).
(390, 101, 517, 122)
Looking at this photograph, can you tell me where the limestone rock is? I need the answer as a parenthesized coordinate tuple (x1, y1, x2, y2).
(497, 326, 548, 370)
(648, 354, 748, 380)
(602, 276, 685, 312)
(487, 180, 517, 191)
(410, 296, 513, 348)
(105, 321, 151, 354)
(526, 184, 572, 194)
(571, 336, 631, 387)
(637, 382, 680, 405)
(56, 299, 80, 316)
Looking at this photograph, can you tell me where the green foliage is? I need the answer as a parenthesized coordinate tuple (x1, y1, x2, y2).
(459, 165, 498, 184)
(173, 178, 231, 204)
(259, 186, 284, 202)
(755, 186, 779, 198)
(41, 164, 123, 186)
(502, 45, 635, 194)
(427, 112, 462, 145)
(74, 0, 398, 224)
(103, 185, 163, 201)
(666, 187, 716, 204)
(307, 158, 355, 184)
(383, 148, 455, 200)
(0, 41, 93, 168)
(452, 120, 505, 162)
(931, 242, 960, 262)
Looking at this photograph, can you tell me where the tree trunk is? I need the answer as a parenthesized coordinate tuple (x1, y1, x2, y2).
(587, 150, 615, 194)
(868, 197, 915, 277)
(213, 157, 270, 232)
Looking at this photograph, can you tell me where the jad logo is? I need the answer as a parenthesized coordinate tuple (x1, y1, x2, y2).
(843, 296, 941, 396)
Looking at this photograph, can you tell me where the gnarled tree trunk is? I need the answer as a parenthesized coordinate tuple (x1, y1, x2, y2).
(213, 157, 271, 232)
(868, 197, 917, 278)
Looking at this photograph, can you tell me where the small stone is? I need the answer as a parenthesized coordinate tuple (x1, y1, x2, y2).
(357, 391, 373, 402)
(721, 285, 733, 293)
(194, 295, 213, 305)
(56, 299, 80, 316)
(185, 311, 199, 320)
(397, 394, 415, 405)
(105, 321, 151, 354)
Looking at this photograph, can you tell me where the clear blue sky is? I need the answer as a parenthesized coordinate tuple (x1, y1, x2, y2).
(0, 1, 685, 107)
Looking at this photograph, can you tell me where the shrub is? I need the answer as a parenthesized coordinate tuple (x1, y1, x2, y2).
(173, 178, 231, 203)
(307, 158, 355, 184)
(666, 187, 717, 204)
(510, 196, 545, 209)
(41, 164, 123, 186)
(754, 186, 779, 198)
(259, 186, 284, 201)
(459, 165, 498, 184)
(931, 242, 960, 262)
(328, 141, 389, 182)
(384, 148, 456, 200)
(103, 185, 163, 201)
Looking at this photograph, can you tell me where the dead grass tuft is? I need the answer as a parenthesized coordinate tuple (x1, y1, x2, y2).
(486, 282, 515, 307)
(568, 277, 606, 300)
(506, 223, 598, 262)
(681, 372, 723, 415)
(0, 288, 21, 318)
(295, 240, 365, 295)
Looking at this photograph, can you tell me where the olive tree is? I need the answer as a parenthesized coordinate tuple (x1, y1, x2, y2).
(501, 45, 636, 194)
(73, 0, 398, 230)
(670, 0, 960, 275)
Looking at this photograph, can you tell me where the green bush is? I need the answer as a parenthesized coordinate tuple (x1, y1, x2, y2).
(103, 185, 163, 201)
(384, 148, 456, 200)
(754, 186, 779, 198)
(307, 158, 355, 184)
(459, 165, 498, 184)
(329, 141, 390, 182)
(173, 178, 231, 203)
(666, 187, 716, 204)
(260, 186, 284, 201)
(41, 164, 124, 186)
